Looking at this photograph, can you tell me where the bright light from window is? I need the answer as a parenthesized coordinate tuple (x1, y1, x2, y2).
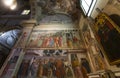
(81, 0, 89, 13)
(84, 0, 92, 6)
(3, 0, 14, 6)
(21, 10, 30, 15)
(80, 0, 96, 16)
(10, 2, 17, 10)
(88, 0, 96, 16)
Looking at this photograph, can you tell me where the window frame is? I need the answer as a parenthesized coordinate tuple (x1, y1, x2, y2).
(80, 0, 96, 16)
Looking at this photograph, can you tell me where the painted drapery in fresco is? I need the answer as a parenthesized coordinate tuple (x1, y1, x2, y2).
(27, 29, 82, 49)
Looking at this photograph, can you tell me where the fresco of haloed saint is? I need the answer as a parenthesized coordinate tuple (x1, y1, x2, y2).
(27, 30, 82, 49)
(71, 54, 84, 78)
(17, 49, 75, 78)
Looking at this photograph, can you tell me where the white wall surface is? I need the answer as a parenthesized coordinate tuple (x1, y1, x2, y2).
(103, 5, 120, 15)
(90, 0, 109, 19)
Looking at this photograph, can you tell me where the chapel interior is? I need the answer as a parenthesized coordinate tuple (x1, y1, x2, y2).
(0, 0, 120, 78)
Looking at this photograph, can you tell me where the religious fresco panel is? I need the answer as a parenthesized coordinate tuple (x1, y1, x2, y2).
(17, 49, 75, 78)
(27, 29, 82, 49)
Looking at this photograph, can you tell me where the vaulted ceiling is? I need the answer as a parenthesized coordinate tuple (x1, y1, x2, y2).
(0, 0, 30, 15)
(0, 0, 81, 31)
(0, 0, 30, 30)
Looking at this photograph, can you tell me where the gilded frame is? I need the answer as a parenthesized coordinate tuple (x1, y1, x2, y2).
(93, 13, 120, 65)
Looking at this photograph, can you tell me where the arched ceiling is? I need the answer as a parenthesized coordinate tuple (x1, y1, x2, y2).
(0, 0, 31, 31)
(0, 0, 81, 29)
(34, 0, 81, 24)
(39, 13, 72, 24)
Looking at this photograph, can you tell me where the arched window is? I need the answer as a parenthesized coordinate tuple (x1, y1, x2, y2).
(80, 0, 96, 16)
